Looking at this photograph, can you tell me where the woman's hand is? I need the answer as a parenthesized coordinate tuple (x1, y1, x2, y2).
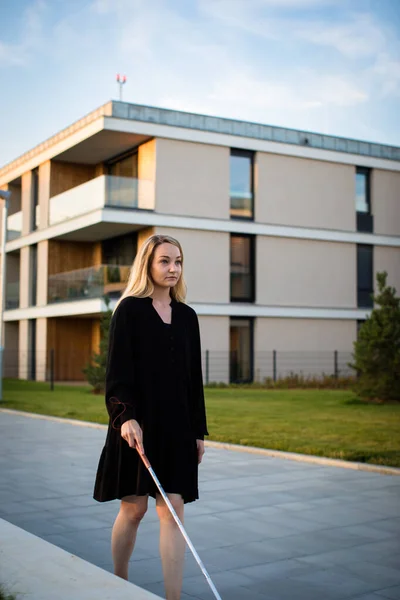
(121, 419, 145, 455)
(196, 439, 205, 464)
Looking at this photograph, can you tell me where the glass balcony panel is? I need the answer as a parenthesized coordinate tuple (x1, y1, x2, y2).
(48, 264, 131, 303)
(5, 281, 20, 310)
(7, 211, 22, 241)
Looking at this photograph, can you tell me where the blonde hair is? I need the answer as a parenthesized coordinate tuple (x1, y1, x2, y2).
(114, 234, 187, 312)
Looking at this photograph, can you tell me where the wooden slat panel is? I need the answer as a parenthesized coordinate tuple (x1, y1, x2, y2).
(47, 317, 96, 381)
(48, 240, 100, 276)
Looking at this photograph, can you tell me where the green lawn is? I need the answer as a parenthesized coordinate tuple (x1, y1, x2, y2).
(2, 379, 400, 468)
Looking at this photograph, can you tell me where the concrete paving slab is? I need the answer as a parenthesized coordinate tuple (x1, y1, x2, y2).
(0, 409, 399, 600)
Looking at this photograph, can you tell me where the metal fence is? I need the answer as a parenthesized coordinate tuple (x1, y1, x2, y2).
(2, 349, 355, 386)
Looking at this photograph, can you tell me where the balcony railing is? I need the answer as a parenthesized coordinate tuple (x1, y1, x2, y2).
(48, 264, 131, 303)
(5, 281, 20, 310)
(49, 175, 154, 226)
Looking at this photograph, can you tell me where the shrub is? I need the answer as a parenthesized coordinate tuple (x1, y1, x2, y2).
(351, 271, 400, 402)
(83, 296, 112, 393)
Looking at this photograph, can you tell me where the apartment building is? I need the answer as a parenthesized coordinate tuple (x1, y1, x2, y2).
(0, 101, 399, 384)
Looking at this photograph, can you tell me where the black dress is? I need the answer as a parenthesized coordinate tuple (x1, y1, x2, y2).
(93, 296, 208, 504)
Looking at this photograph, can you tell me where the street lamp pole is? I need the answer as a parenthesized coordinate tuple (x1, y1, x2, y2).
(0, 189, 11, 401)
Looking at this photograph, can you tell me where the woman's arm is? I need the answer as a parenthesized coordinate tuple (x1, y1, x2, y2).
(105, 299, 138, 429)
(190, 311, 209, 440)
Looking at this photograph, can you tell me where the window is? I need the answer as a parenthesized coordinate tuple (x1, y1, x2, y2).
(356, 167, 373, 232)
(102, 232, 138, 266)
(230, 318, 253, 383)
(230, 149, 254, 219)
(357, 245, 373, 308)
(230, 235, 255, 302)
(31, 168, 39, 231)
(29, 245, 38, 307)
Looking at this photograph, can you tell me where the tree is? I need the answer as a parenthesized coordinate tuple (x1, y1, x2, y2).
(83, 296, 113, 394)
(351, 272, 400, 402)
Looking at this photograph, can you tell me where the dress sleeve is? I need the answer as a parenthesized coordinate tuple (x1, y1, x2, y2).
(190, 311, 209, 440)
(105, 300, 137, 428)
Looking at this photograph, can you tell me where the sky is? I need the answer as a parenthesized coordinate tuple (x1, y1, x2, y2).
(0, 0, 399, 168)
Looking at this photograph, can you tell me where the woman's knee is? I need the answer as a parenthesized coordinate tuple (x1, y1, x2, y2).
(120, 495, 148, 523)
(156, 493, 184, 522)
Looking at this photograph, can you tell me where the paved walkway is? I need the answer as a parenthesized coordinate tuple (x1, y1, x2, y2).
(0, 410, 399, 600)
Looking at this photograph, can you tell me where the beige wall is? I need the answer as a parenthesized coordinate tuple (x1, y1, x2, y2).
(38, 161, 51, 229)
(155, 227, 229, 304)
(155, 139, 230, 219)
(256, 153, 356, 231)
(257, 237, 356, 308)
(37, 241, 49, 305)
(19, 246, 30, 308)
(138, 140, 156, 210)
(36, 317, 47, 381)
(198, 316, 229, 383)
(254, 317, 356, 380)
(372, 170, 400, 236)
(374, 246, 400, 294)
(21, 171, 33, 235)
(18, 319, 29, 379)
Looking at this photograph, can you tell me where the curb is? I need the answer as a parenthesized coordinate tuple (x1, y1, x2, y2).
(1, 408, 399, 476)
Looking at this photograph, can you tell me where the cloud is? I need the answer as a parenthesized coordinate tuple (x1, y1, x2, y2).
(0, 0, 46, 68)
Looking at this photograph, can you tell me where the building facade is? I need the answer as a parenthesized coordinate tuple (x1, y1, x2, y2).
(0, 101, 399, 383)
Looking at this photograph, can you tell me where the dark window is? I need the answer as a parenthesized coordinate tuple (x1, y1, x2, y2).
(29, 244, 38, 307)
(230, 150, 254, 219)
(357, 245, 373, 308)
(230, 318, 253, 383)
(230, 235, 255, 302)
(31, 168, 39, 231)
(28, 319, 36, 381)
(108, 151, 138, 178)
(356, 167, 373, 232)
(102, 232, 138, 266)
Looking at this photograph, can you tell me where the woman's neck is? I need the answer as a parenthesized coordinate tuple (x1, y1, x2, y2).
(151, 286, 172, 306)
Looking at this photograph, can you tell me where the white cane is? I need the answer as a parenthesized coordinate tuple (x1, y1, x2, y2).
(137, 449, 222, 600)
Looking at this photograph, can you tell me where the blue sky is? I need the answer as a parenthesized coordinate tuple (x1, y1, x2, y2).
(0, 0, 399, 167)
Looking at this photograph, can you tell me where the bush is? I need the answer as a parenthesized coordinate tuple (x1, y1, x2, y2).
(83, 296, 112, 394)
(0, 585, 18, 600)
(351, 271, 400, 402)
(205, 374, 355, 390)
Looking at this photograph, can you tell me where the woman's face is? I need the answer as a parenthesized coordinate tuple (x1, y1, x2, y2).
(150, 243, 182, 290)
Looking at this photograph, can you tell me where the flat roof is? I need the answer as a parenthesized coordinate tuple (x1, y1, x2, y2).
(1, 100, 399, 178)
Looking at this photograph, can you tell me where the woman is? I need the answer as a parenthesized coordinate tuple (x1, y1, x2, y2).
(93, 234, 208, 600)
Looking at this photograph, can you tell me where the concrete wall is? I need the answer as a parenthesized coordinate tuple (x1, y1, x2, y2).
(155, 227, 229, 304)
(18, 319, 29, 380)
(374, 246, 400, 293)
(254, 317, 356, 380)
(372, 169, 400, 236)
(21, 171, 33, 235)
(36, 317, 47, 381)
(256, 153, 355, 231)
(155, 139, 230, 218)
(138, 140, 156, 210)
(38, 161, 51, 229)
(198, 316, 229, 383)
(257, 237, 356, 308)
(37, 241, 49, 306)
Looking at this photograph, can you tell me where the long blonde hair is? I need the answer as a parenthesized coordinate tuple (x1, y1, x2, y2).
(114, 234, 187, 312)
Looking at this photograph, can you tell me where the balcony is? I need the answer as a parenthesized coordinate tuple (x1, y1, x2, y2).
(48, 264, 131, 304)
(49, 175, 154, 227)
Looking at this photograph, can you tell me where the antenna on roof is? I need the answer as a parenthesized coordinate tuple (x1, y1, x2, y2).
(116, 74, 127, 101)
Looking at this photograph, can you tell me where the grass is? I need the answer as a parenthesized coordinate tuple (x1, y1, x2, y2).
(2, 379, 400, 468)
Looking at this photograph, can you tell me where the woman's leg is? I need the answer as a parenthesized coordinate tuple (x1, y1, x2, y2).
(111, 494, 148, 580)
(156, 493, 185, 600)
